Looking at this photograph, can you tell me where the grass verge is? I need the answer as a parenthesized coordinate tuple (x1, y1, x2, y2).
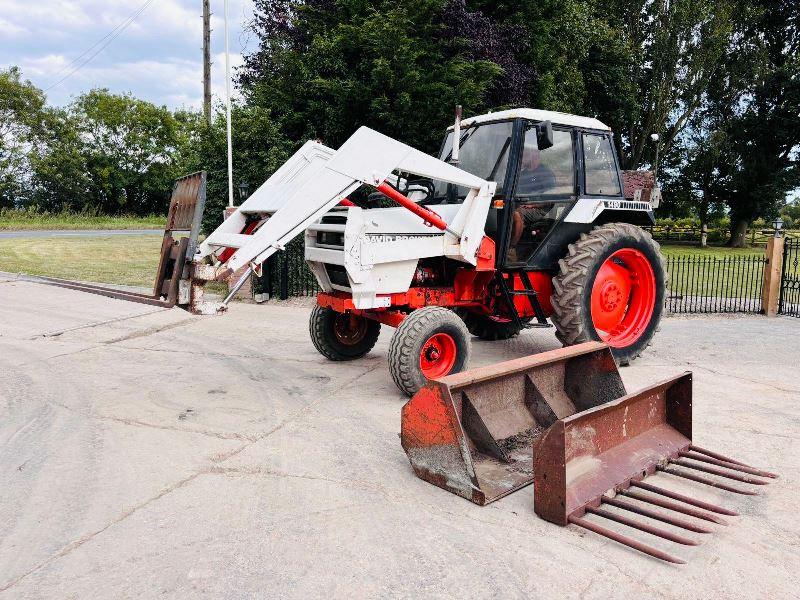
(0, 236, 771, 296)
(0, 209, 165, 231)
(0, 235, 163, 287)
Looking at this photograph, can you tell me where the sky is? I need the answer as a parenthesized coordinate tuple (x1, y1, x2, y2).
(0, 0, 256, 111)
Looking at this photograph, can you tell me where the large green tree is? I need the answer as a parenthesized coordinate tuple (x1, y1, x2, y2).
(31, 89, 200, 215)
(240, 0, 507, 152)
(721, 0, 800, 246)
(0, 67, 50, 207)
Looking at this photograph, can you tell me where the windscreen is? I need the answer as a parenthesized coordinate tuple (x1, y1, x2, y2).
(434, 121, 513, 200)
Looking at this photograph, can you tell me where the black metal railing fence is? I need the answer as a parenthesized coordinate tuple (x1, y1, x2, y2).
(664, 254, 765, 314)
(255, 237, 320, 299)
(254, 239, 767, 315)
(779, 238, 800, 317)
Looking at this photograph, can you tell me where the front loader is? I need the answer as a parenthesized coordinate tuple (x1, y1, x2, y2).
(197, 108, 667, 396)
(36, 107, 776, 564)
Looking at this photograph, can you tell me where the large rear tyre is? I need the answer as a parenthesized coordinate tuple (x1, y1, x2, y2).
(389, 307, 471, 396)
(551, 223, 666, 365)
(309, 305, 381, 361)
(455, 308, 526, 341)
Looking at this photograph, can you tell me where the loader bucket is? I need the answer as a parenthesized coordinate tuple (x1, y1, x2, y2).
(533, 372, 778, 564)
(400, 341, 627, 505)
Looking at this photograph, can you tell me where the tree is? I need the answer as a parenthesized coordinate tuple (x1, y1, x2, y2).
(240, 0, 504, 153)
(722, 0, 800, 246)
(31, 90, 200, 215)
(0, 67, 49, 208)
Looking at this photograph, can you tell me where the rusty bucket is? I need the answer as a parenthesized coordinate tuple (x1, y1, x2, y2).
(533, 371, 777, 563)
(400, 341, 627, 505)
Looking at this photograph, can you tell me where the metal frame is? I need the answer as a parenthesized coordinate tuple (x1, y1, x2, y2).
(29, 172, 209, 311)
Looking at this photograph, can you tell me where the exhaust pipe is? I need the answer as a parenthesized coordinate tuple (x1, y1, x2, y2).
(450, 105, 462, 166)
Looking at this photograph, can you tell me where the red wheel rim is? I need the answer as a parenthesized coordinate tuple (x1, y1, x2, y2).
(590, 248, 656, 348)
(333, 312, 368, 346)
(419, 333, 457, 379)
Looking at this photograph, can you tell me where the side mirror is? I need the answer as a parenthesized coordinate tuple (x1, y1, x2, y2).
(537, 121, 554, 150)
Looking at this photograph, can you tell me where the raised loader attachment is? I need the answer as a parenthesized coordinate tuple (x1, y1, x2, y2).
(26, 171, 220, 314)
(533, 371, 777, 564)
(400, 342, 626, 505)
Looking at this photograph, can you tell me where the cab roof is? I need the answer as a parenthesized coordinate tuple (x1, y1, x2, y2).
(450, 108, 611, 132)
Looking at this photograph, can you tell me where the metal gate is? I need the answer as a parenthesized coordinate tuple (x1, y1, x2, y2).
(779, 238, 800, 317)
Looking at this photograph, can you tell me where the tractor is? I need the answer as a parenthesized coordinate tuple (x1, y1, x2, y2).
(37, 111, 777, 565)
(196, 108, 666, 395)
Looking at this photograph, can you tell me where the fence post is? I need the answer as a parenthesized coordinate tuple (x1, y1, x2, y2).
(280, 252, 289, 300)
(761, 235, 785, 316)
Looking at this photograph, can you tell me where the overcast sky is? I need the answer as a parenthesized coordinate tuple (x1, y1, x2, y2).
(0, 0, 255, 110)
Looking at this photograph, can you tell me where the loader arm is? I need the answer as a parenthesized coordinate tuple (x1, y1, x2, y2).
(196, 127, 496, 279)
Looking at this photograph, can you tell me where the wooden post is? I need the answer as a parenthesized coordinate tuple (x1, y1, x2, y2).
(761, 236, 784, 316)
(202, 0, 212, 126)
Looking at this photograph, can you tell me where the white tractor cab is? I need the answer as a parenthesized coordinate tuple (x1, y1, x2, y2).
(197, 108, 666, 395)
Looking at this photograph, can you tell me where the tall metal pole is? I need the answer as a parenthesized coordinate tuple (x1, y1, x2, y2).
(223, 0, 234, 207)
(202, 0, 212, 126)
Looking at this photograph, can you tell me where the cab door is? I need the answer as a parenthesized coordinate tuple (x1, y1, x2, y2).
(503, 123, 577, 267)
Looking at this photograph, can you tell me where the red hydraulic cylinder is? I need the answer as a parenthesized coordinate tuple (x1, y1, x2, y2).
(375, 183, 448, 231)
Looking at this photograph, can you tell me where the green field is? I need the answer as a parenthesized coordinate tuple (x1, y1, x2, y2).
(0, 234, 770, 299)
(0, 209, 165, 231)
(660, 244, 763, 258)
(0, 234, 163, 286)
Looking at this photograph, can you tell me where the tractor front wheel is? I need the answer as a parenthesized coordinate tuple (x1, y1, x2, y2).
(550, 223, 666, 365)
(309, 305, 381, 361)
(389, 307, 471, 396)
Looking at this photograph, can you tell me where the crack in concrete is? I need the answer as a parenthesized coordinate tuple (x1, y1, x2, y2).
(96, 414, 257, 442)
(209, 362, 385, 465)
(32, 308, 167, 339)
(690, 363, 800, 394)
(100, 343, 344, 364)
(37, 389, 255, 444)
(101, 317, 199, 344)
(0, 472, 201, 593)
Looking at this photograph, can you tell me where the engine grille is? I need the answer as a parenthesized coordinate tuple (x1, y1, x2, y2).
(325, 264, 350, 288)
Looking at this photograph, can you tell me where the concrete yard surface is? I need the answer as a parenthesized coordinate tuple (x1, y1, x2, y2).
(1, 277, 798, 599)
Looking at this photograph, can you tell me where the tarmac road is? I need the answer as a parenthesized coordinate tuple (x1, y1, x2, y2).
(1, 276, 798, 599)
(0, 229, 162, 239)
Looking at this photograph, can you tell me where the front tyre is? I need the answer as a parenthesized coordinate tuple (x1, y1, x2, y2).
(388, 307, 471, 396)
(309, 305, 381, 361)
(550, 223, 666, 365)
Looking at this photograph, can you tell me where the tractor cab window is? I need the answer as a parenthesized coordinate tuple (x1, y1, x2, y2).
(434, 121, 513, 202)
(582, 134, 621, 195)
(506, 127, 575, 265)
(516, 127, 575, 198)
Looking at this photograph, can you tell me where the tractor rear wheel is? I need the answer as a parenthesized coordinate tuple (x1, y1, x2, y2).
(309, 305, 381, 361)
(455, 309, 527, 341)
(550, 223, 666, 365)
(389, 307, 471, 396)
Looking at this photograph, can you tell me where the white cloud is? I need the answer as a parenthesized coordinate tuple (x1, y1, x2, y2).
(0, 0, 255, 110)
(0, 17, 28, 36)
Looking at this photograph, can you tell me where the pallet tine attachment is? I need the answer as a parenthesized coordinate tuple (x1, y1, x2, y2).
(568, 515, 686, 565)
(533, 371, 777, 563)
